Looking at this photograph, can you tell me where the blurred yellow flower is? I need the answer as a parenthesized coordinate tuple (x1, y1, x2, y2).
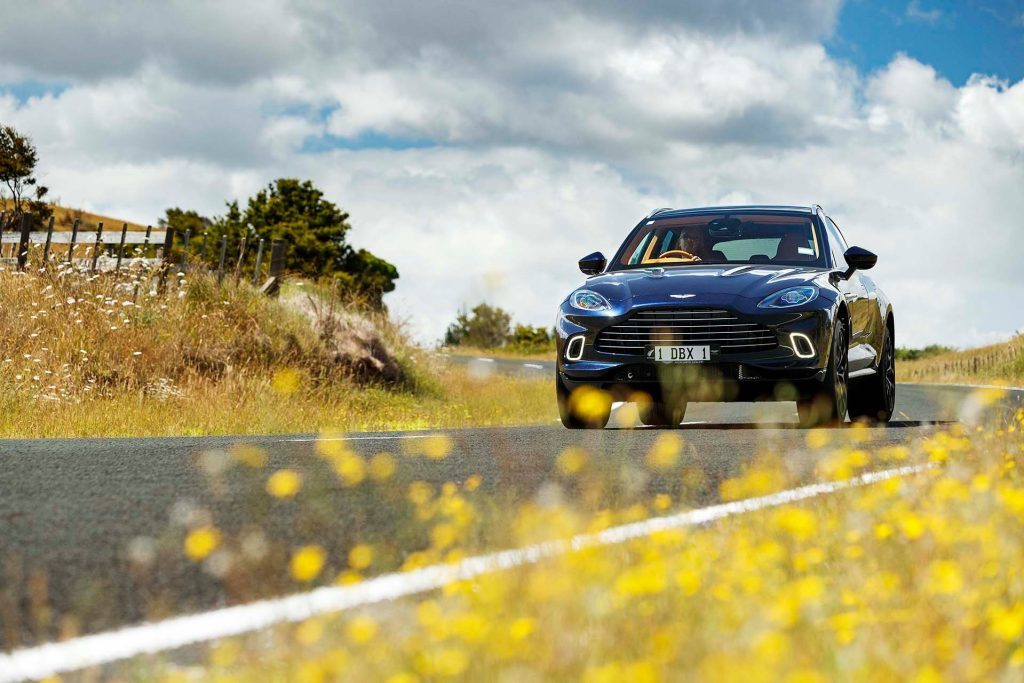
(646, 433, 683, 470)
(569, 386, 612, 422)
(345, 615, 378, 644)
(333, 454, 366, 487)
(408, 481, 434, 506)
(464, 474, 482, 491)
(290, 545, 327, 582)
(422, 434, 453, 460)
(988, 604, 1024, 641)
(295, 618, 324, 645)
(230, 444, 267, 468)
(898, 512, 926, 539)
(556, 447, 589, 475)
(804, 429, 830, 450)
(774, 507, 817, 541)
(386, 674, 420, 683)
(369, 452, 396, 481)
(266, 469, 302, 499)
(417, 647, 468, 677)
(184, 527, 221, 561)
(508, 617, 535, 641)
(349, 544, 374, 570)
(431, 523, 457, 549)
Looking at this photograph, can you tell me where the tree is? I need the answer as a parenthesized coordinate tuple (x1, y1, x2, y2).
(0, 125, 52, 223)
(507, 323, 555, 353)
(444, 303, 512, 348)
(334, 248, 400, 308)
(162, 179, 399, 308)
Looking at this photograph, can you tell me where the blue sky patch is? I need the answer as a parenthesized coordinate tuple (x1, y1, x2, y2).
(300, 130, 437, 153)
(0, 80, 69, 103)
(829, 0, 1024, 85)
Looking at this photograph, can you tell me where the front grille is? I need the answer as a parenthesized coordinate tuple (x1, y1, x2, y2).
(594, 308, 777, 356)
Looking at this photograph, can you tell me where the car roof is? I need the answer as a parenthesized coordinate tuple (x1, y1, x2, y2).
(651, 205, 817, 219)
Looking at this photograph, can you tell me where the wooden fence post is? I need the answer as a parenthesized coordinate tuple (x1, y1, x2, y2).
(91, 222, 104, 272)
(252, 238, 265, 284)
(269, 240, 285, 278)
(16, 214, 32, 270)
(67, 219, 80, 263)
(201, 231, 209, 262)
(217, 235, 228, 283)
(142, 225, 152, 263)
(115, 223, 128, 271)
(157, 228, 175, 293)
(43, 216, 55, 263)
(233, 236, 247, 284)
(179, 229, 192, 272)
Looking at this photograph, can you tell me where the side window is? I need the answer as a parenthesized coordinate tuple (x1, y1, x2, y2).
(823, 216, 848, 269)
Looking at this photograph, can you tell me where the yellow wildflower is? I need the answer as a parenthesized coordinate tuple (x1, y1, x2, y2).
(290, 545, 327, 582)
(266, 469, 302, 499)
(184, 527, 221, 561)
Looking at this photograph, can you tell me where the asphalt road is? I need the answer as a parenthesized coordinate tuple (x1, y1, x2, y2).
(0, 379, 1020, 650)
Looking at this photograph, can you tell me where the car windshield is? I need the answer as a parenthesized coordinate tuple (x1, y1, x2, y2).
(610, 212, 826, 270)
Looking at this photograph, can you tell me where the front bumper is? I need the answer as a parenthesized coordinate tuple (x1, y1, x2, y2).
(556, 298, 836, 401)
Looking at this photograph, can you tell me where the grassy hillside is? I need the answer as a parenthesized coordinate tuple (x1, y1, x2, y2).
(0, 258, 552, 437)
(897, 334, 1024, 386)
(2, 201, 151, 232)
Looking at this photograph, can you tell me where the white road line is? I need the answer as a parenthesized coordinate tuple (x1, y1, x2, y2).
(475, 357, 495, 363)
(280, 435, 432, 443)
(0, 463, 929, 683)
(523, 363, 544, 370)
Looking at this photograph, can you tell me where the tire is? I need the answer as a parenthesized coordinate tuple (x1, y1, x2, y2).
(848, 324, 895, 424)
(556, 372, 610, 429)
(797, 317, 849, 428)
(638, 399, 688, 427)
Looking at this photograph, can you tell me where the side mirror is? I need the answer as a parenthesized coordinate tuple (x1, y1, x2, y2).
(578, 251, 606, 276)
(844, 246, 877, 273)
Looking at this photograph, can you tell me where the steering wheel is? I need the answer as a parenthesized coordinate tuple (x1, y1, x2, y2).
(657, 249, 701, 261)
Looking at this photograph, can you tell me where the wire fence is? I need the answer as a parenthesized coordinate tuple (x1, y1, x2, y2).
(0, 211, 286, 290)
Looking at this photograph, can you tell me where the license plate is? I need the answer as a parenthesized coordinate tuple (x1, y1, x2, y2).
(650, 345, 710, 363)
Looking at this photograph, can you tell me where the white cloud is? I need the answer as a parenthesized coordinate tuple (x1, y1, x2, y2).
(0, 2, 1020, 348)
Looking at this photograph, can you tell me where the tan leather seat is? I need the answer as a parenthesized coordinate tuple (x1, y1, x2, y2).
(775, 233, 813, 261)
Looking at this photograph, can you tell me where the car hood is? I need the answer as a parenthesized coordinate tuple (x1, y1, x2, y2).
(581, 264, 829, 304)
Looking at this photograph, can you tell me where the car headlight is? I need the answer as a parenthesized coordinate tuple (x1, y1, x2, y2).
(570, 289, 611, 311)
(758, 286, 819, 309)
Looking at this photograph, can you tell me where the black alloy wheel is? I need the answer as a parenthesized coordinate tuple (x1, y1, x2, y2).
(638, 399, 688, 427)
(797, 318, 849, 428)
(848, 325, 896, 423)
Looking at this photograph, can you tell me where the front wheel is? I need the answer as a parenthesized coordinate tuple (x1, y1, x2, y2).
(848, 325, 895, 424)
(556, 373, 611, 429)
(797, 318, 849, 428)
(638, 399, 688, 427)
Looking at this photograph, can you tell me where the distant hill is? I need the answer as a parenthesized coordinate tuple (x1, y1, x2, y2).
(2, 201, 150, 232)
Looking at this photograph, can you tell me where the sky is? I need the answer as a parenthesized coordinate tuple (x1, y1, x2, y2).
(0, 0, 1021, 348)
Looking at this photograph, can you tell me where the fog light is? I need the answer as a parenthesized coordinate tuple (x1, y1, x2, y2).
(790, 332, 815, 359)
(565, 335, 585, 361)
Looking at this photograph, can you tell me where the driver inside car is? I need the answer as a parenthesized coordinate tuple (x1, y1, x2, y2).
(675, 227, 710, 261)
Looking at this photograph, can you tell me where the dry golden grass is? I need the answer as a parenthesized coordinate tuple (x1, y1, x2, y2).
(0, 258, 552, 437)
(898, 335, 1024, 386)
